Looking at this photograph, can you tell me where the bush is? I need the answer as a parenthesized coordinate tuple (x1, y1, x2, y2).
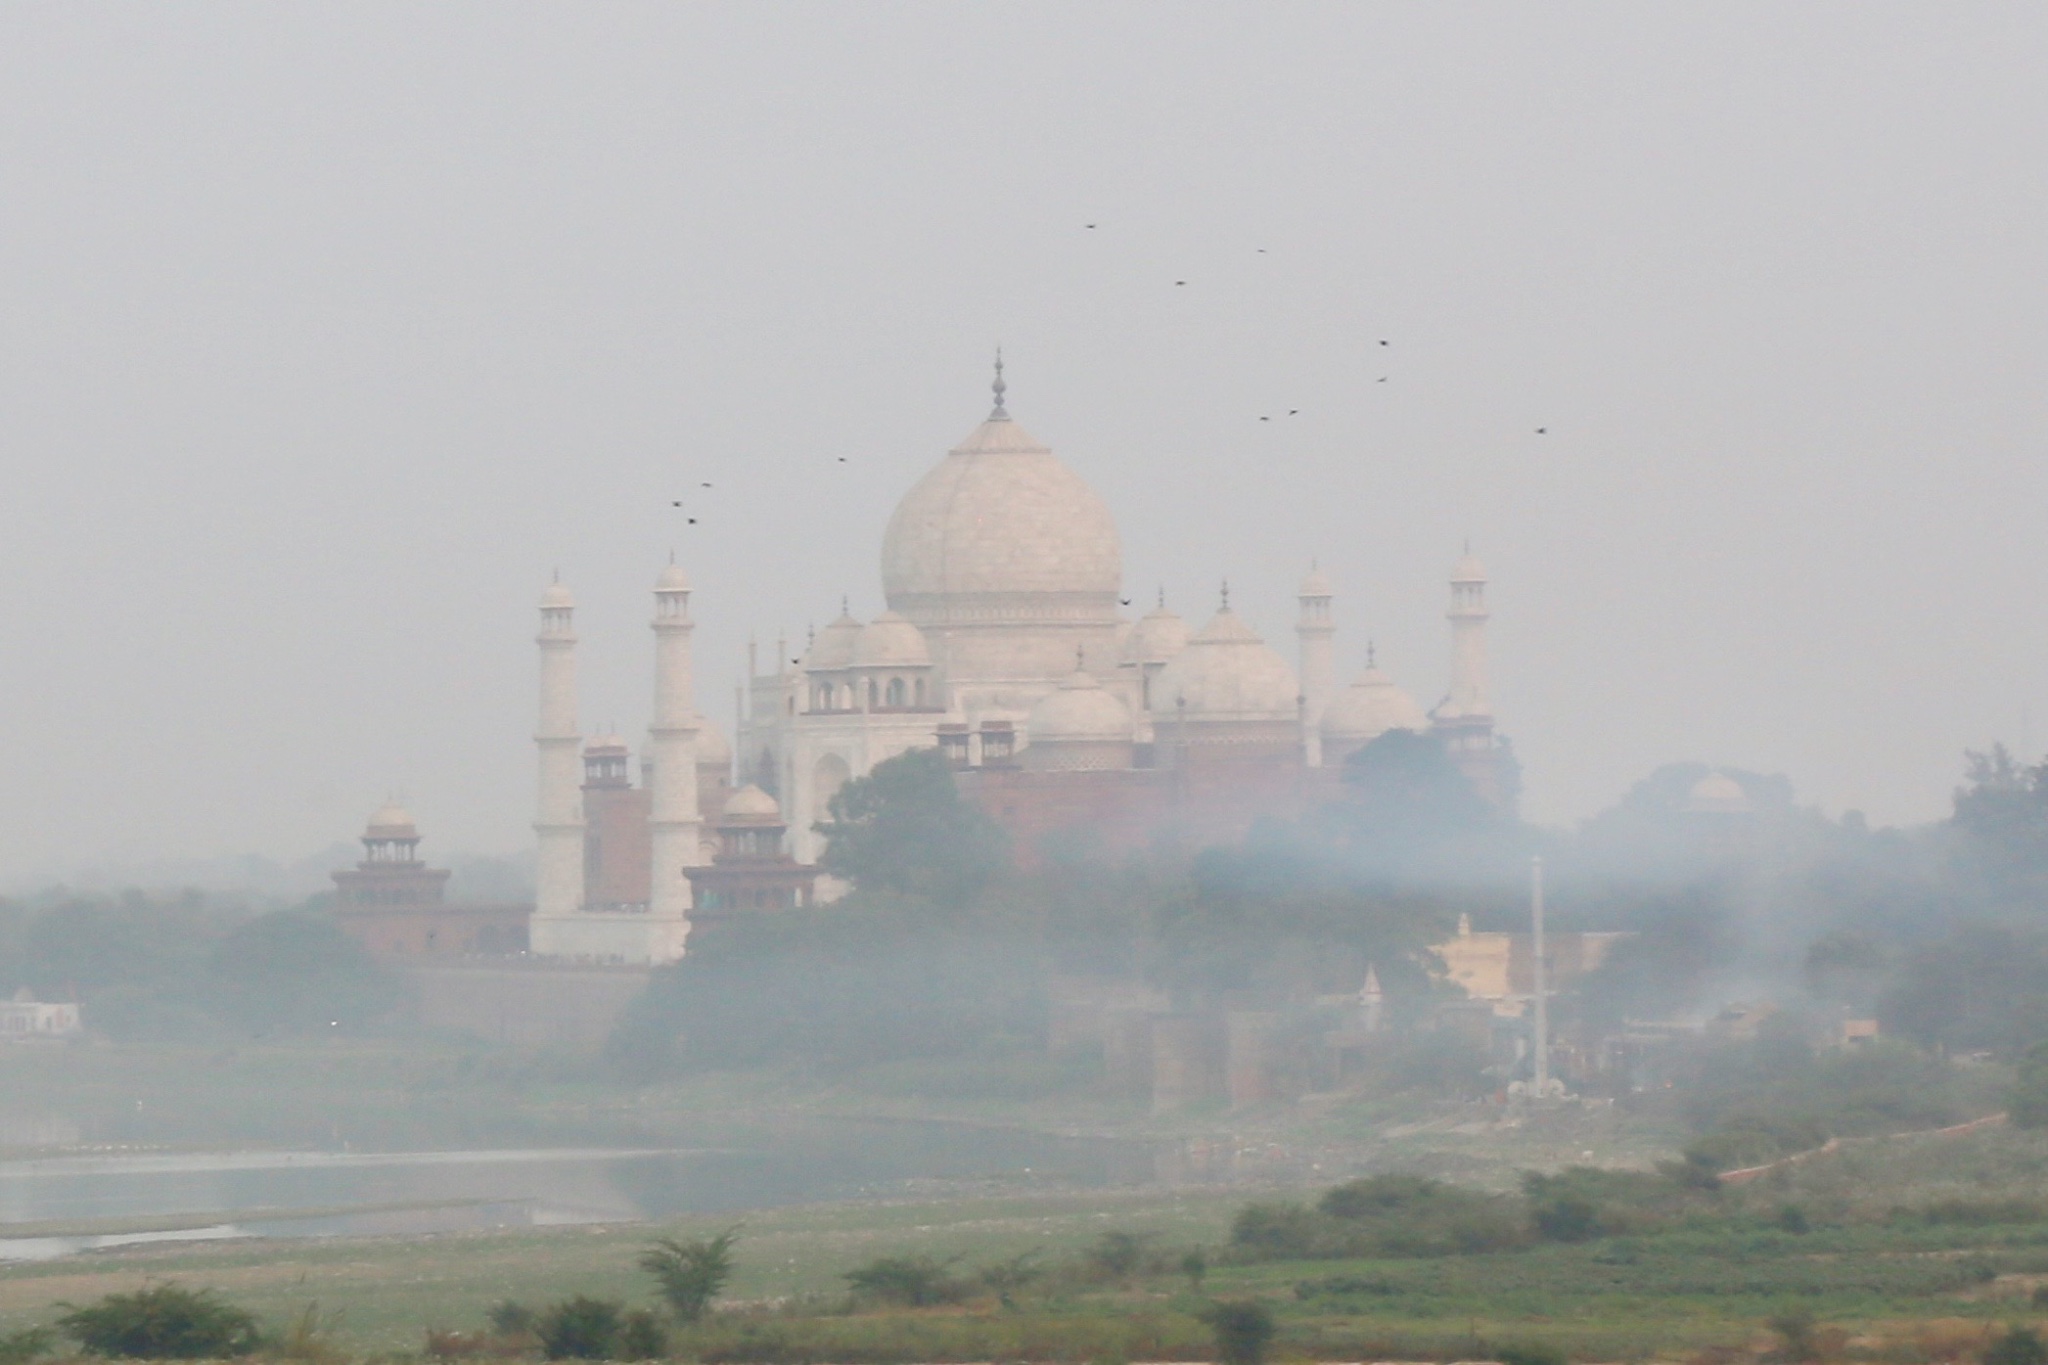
(844, 1255, 971, 1307)
(56, 1284, 262, 1359)
(1987, 1327, 2048, 1365)
(640, 1229, 739, 1323)
(1083, 1230, 1155, 1283)
(0, 1328, 55, 1365)
(1498, 1345, 1568, 1365)
(1769, 1307, 1819, 1363)
(618, 1311, 668, 1362)
(1232, 1175, 1528, 1261)
(536, 1297, 626, 1361)
(1199, 1300, 1276, 1365)
(485, 1301, 536, 1336)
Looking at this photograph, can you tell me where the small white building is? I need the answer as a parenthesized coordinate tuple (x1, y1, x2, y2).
(1, 989, 81, 1040)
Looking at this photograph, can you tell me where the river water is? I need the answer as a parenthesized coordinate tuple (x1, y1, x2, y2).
(0, 1121, 1162, 1261)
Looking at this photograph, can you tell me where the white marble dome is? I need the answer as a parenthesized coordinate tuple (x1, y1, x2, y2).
(803, 609, 863, 670)
(539, 582, 574, 609)
(1029, 668, 1134, 742)
(365, 802, 417, 836)
(880, 412, 1121, 612)
(1151, 606, 1300, 721)
(851, 611, 932, 668)
(1121, 600, 1191, 665)
(1321, 665, 1429, 745)
(722, 783, 781, 820)
(654, 562, 691, 593)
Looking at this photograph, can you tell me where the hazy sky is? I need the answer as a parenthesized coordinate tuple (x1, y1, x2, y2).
(4, 3, 2045, 879)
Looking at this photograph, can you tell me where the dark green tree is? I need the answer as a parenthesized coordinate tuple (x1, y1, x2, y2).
(56, 1284, 261, 1359)
(638, 1228, 738, 1323)
(2012, 1041, 2048, 1128)
(534, 1297, 625, 1361)
(815, 748, 1008, 904)
(1986, 1326, 2048, 1365)
(1199, 1300, 1276, 1365)
(205, 910, 404, 1036)
(843, 1255, 969, 1307)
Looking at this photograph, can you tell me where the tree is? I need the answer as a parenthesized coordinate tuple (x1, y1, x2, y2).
(843, 1255, 969, 1307)
(816, 749, 1008, 904)
(638, 1229, 738, 1323)
(57, 1284, 261, 1359)
(2012, 1042, 2048, 1128)
(1199, 1300, 1276, 1365)
(534, 1298, 625, 1361)
(1986, 1326, 2048, 1365)
(205, 910, 404, 1036)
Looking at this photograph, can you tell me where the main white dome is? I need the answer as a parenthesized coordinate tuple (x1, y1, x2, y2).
(880, 411, 1121, 614)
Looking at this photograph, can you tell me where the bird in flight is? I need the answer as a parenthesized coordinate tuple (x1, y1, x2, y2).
(1085, 223, 1098, 229)
(1377, 376, 1388, 383)
(701, 481, 713, 488)
(1175, 280, 1187, 286)
(1379, 339, 1389, 346)
(1289, 409, 1299, 416)
(836, 456, 847, 463)
(1535, 427, 1548, 435)
(1120, 597, 1133, 606)
(1259, 416, 1270, 422)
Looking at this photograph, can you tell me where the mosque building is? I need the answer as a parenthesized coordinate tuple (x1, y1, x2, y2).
(528, 361, 1512, 964)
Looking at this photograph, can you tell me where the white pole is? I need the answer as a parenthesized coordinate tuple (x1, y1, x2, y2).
(1531, 854, 1549, 1097)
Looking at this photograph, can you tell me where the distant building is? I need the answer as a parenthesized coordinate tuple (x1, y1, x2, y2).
(684, 784, 821, 921)
(525, 360, 1519, 962)
(331, 805, 528, 957)
(1, 989, 81, 1040)
(1435, 913, 1631, 1016)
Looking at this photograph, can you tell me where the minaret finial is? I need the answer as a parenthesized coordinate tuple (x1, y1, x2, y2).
(989, 347, 1008, 420)
(1367, 639, 1377, 668)
(1075, 643, 1085, 671)
(1221, 579, 1230, 610)
(1157, 584, 1166, 609)
(840, 595, 849, 616)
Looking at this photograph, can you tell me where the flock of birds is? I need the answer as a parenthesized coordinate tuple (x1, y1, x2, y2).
(668, 222, 1550, 528)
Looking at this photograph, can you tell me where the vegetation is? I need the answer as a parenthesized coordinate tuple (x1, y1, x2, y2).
(1198, 1299, 1276, 1365)
(54, 1283, 262, 1359)
(638, 1230, 738, 1323)
(0, 892, 400, 1041)
(532, 1297, 664, 1361)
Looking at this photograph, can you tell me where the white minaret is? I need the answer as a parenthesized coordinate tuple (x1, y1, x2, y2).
(647, 560, 701, 953)
(1431, 547, 1502, 804)
(532, 580, 584, 924)
(1296, 563, 1335, 766)
(1445, 549, 1490, 721)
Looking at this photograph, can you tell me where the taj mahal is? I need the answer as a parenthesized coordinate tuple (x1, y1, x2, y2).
(524, 360, 1509, 965)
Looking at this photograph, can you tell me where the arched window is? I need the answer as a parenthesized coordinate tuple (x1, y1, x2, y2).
(867, 679, 878, 709)
(885, 677, 906, 708)
(914, 678, 927, 707)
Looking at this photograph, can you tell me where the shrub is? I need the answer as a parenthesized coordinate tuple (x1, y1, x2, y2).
(1769, 1307, 1819, 1363)
(844, 1255, 970, 1307)
(641, 1228, 739, 1323)
(56, 1284, 262, 1359)
(1199, 1300, 1276, 1365)
(1987, 1327, 2048, 1365)
(0, 1327, 55, 1365)
(485, 1301, 536, 1336)
(1083, 1230, 1155, 1283)
(617, 1310, 668, 1362)
(535, 1297, 626, 1361)
(1498, 1345, 1568, 1365)
(1233, 1176, 1528, 1261)
(977, 1252, 1044, 1309)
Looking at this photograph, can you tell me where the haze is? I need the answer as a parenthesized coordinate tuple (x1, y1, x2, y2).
(3, 3, 2044, 880)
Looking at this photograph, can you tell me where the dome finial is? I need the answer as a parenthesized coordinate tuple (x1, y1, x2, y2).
(989, 347, 1008, 420)
(1075, 643, 1086, 670)
(1367, 639, 1377, 668)
(1157, 584, 1166, 609)
(1220, 578, 1231, 610)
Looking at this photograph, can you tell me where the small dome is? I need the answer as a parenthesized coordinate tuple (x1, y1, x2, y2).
(1121, 601, 1191, 665)
(365, 803, 417, 837)
(693, 714, 731, 767)
(1321, 665, 1429, 742)
(1299, 565, 1333, 597)
(655, 562, 691, 593)
(851, 611, 932, 668)
(1028, 669, 1134, 743)
(539, 582, 574, 609)
(1151, 606, 1300, 720)
(722, 784, 782, 820)
(803, 608, 864, 670)
(1452, 553, 1487, 584)
(1686, 772, 1753, 815)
